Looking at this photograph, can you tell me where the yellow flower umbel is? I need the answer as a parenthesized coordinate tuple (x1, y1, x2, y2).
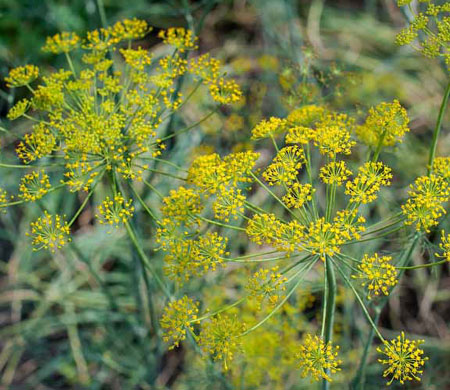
(296, 334, 342, 382)
(42, 32, 80, 54)
(282, 182, 315, 209)
(395, 1, 450, 70)
(402, 174, 449, 232)
(352, 253, 398, 299)
(161, 186, 203, 226)
(28, 212, 71, 252)
(160, 296, 199, 349)
(432, 156, 450, 179)
(355, 100, 410, 148)
(436, 230, 450, 262)
(19, 170, 52, 202)
(199, 314, 246, 370)
(246, 266, 288, 308)
(345, 162, 392, 204)
(251, 117, 287, 140)
(377, 332, 428, 385)
(320, 161, 352, 186)
(96, 193, 134, 228)
(5, 65, 39, 87)
(263, 145, 305, 186)
(158, 27, 198, 52)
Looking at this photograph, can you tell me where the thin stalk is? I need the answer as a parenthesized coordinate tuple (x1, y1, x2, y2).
(321, 257, 336, 390)
(350, 234, 419, 389)
(428, 80, 450, 175)
(124, 222, 172, 299)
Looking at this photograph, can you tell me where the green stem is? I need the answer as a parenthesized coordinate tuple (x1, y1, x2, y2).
(350, 234, 419, 389)
(124, 222, 171, 299)
(321, 257, 336, 390)
(428, 80, 450, 175)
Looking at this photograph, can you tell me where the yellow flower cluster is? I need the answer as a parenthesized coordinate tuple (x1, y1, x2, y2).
(6, 99, 29, 120)
(396, 1, 450, 68)
(19, 170, 52, 202)
(187, 151, 259, 194)
(282, 182, 315, 209)
(355, 100, 409, 147)
(319, 161, 352, 186)
(251, 117, 287, 140)
(402, 174, 449, 232)
(160, 295, 199, 349)
(159, 229, 228, 282)
(432, 156, 450, 179)
(28, 212, 71, 252)
(199, 314, 246, 370)
(246, 266, 288, 308)
(161, 186, 203, 226)
(0, 188, 11, 212)
(353, 253, 398, 299)
(296, 334, 342, 382)
(345, 162, 392, 204)
(42, 31, 80, 54)
(436, 230, 450, 262)
(262, 145, 305, 186)
(213, 186, 246, 222)
(301, 210, 366, 260)
(377, 332, 428, 385)
(96, 194, 134, 228)
(5, 64, 39, 87)
(158, 27, 198, 52)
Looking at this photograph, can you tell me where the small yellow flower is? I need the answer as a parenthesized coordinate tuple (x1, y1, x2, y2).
(402, 174, 449, 232)
(282, 182, 315, 209)
(320, 161, 353, 186)
(42, 32, 80, 54)
(436, 230, 450, 262)
(199, 314, 246, 370)
(352, 253, 398, 299)
(160, 296, 199, 349)
(158, 27, 198, 52)
(28, 211, 71, 252)
(161, 186, 203, 226)
(263, 145, 305, 186)
(96, 193, 134, 228)
(251, 117, 287, 140)
(7, 99, 29, 120)
(19, 170, 52, 202)
(296, 334, 342, 382)
(246, 266, 288, 308)
(213, 186, 246, 222)
(377, 332, 428, 385)
(345, 161, 392, 204)
(5, 65, 39, 87)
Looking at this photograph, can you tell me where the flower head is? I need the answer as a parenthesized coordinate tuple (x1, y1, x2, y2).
(199, 314, 246, 370)
(42, 32, 80, 54)
(246, 266, 287, 308)
(158, 27, 198, 52)
(28, 212, 71, 252)
(282, 182, 315, 209)
(377, 332, 428, 385)
(251, 117, 287, 140)
(436, 230, 450, 262)
(263, 146, 305, 186)
(161, 186, 203, 226)
(5, 65, 39, 87)
(320, 161, 352, 186)
(96, 193, 134, 228)
(296, 334, 342, 382)
(356, 100, 409, 147)
(160, 296, 199, 349)
(402, 174, 449, 232)
(353, 253, 398, 299)
(19, 170, 52, 202)
(345, 162, 392, 204)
